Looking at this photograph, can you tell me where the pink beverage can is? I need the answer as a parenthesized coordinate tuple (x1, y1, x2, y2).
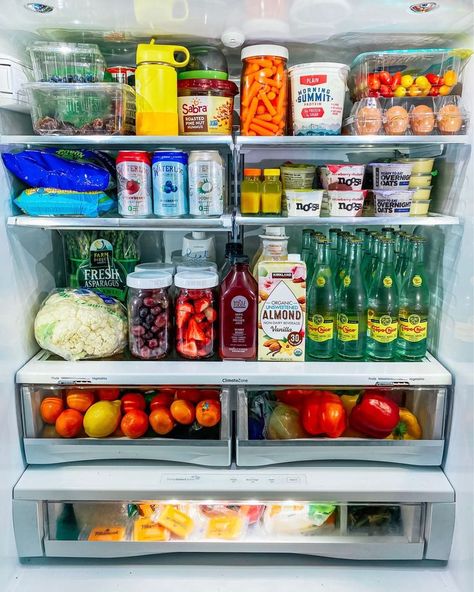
(116, 151, 152, 217)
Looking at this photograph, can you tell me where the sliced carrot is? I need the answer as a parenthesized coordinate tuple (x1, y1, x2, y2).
(249, 123, 274, 136)
(258, 91, 277, 116)
(273, 114, 282, 124)
(253, 118, 279, 133)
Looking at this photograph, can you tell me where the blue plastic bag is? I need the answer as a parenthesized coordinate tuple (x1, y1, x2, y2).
(14, 187, 115, 217)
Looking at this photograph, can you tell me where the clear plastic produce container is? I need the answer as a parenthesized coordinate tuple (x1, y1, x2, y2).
(348, 48, 467, 101)
(28, 41, 106, 83)
(343, 95, 468, 136)
(127, 271, 173, 360)
(24, 82, 136, 135)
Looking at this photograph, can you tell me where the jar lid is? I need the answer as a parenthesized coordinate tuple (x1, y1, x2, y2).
(264, 168, 280, 176)
(135, 262, 175, 274)
(241, 44, 289, 60)
(176, 260, 218, 273)
(244, 168, 261, 176)
(117, 151, 151, 164)
(174, 270, 219, 289)
(178, 70, 228, 81)
(152, 151, 188, 163)
(178, 77, 238, 95)
(127, 271, 172, 289)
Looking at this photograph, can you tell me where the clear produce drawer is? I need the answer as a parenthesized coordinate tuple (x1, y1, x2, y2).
(21, 385, 230, 466)
(12, 464, 455, 561)
(237, 386, 447, 466)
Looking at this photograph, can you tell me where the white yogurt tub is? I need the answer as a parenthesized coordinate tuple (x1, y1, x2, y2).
(409, 173, 433, 188)
(412, 186, 432, 201)
(288, 62, 349, 136)
(281, 164, 316, 189)
(398, 157, 434, 175)
(285, 189, 324, 217)
(374, 190, 413, 217)
(325, 190, 367, 217)
(371, 162, 413, 189)
(319, 164, 365, 190)
(410, 200, 430, 216)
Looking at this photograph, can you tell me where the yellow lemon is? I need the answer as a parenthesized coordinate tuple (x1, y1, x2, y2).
(83, 400, 121, 438)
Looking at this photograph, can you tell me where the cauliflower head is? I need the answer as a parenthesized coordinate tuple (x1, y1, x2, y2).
(34, 288, 127, 360)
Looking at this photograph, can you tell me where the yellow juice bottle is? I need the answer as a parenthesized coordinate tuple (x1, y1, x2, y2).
(261, 168, 282, 215)
(135, 41, 189, 136)
(241, 168, 261, 214)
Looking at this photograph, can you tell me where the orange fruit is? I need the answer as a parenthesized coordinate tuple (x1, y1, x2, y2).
(121, 393, 146, 414)
(196, 400, 221, 428)
(40, 396, 64, 424)
(97, 388, 120, 401)
(55, 409, 83, 438)
(150, 391, 174, 410)
(149, 407, 175, 435)
(176, 389, 203, 404)
(66, 389, 95, 413)
(121, 410, 149, 439)
(170, 399, 195, 425)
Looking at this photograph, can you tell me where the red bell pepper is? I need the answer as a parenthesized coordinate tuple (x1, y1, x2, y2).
(349, 391, 399, 438)
(300, 391, 347, 438)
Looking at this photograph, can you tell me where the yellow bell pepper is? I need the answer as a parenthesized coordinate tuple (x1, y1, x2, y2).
(386, 408, 422, 440)
(340, 394, 360, 415)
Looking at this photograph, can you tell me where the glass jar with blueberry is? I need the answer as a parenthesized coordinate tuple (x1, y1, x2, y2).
(127, 271, 173, 360)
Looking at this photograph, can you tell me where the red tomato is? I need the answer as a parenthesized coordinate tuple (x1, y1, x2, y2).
(390, 71, 402, 90)
(367, 72, 380, 90)
(150, 392, 174, 410)
(177, 389, 204, 404)
(379, 70, 391, 84)
(121, 410, 149, 439)
(97, 388, 120, 401)
(379, 84, 392, 97)
(121, 393, 146, 414)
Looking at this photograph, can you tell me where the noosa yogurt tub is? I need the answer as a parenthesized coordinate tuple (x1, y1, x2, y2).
(289, 62, 349, 136)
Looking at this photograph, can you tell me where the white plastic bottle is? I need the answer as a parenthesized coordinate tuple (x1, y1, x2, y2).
(181, 231, 216, 261)
(250, 226, 288, 276)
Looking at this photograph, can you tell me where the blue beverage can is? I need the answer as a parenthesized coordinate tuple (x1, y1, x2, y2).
(152, 151, 188, 217)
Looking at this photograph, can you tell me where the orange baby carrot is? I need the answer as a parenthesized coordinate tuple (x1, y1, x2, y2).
(253, 118, 279, 133)
(261, 77, 281, 89)
(255, 113, 273, 121)
(257, 105, 266, 115)
(248, 63, 260, 73)
(249, 123, 274, 136)
(267, 91, 276, 101)
(242, 80, 261, 107)
(243, 96, 259, 134)
(248, 58, 273, 68)
(248, 131, 257, 136)
(241, 107, 249, 120)
(256, 68, 274, 80)
(276, 85, 287, 115)
(258, 91, 277, 116)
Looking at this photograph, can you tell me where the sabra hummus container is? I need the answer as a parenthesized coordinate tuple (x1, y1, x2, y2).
(412, 186, 433, 201)
(326, 190, 367, 217)
(398, 157, 434, 175)
(281, 163, 316, 189)
(373, 190, 413, 217)
(319, 164, 365, 191)
(284, 190, 324, 217)
(410, 200, 430, 216)
(177, 78, 238, 135)
(370, 162, 413, 189)
(288, 62, 349, 136)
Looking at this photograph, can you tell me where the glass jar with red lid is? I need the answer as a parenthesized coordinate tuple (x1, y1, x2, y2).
(174, 270, 219, 359)
(116, 150, 152, 218)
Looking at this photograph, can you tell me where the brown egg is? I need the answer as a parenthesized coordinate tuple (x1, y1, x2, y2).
(411, 104, 435, 135)
(355, 106, 383, 135)
(384, 106, 409, 135)
(438, 104, 463, 134)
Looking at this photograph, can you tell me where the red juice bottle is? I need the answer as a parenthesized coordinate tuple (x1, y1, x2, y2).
(219, 254, 258, 360)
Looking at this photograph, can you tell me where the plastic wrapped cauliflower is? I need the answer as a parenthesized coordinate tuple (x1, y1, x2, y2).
(34, 288, 127, 360)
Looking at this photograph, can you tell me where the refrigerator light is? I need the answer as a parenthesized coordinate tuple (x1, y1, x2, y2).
(24, 3, 53, 12)
(409, 2, 439, 13)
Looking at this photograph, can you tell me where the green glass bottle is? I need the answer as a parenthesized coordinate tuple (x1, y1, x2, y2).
(381, 226, 395, 239)
(337, 238, 367, 359)
(307, 240, 336, 359)
(397, 238, 430, 359)
(329, 228, 340, 275)
(395, 232, 411, 281)
(367, 238, 399, 360)
(336, 232, 352, 291)
(301, 228, 313, 266)
(365, 233, 381, 291)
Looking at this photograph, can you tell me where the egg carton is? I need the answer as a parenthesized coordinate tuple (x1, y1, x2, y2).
(343, 95, 468, 136)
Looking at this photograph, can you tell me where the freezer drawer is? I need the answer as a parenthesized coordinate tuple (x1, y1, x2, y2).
(21, 385, 230, 466)
(237, 386, 447, 466)
(12, 464, 455, 561)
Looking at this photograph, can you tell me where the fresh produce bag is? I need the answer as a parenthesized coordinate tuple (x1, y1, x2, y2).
(34, 288, 127, 360)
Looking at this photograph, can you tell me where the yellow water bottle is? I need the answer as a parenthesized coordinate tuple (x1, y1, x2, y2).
(136, 40, 190, 136)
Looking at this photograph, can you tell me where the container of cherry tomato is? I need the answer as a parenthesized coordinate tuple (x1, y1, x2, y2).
(348, 48, 470, 102)
(240, 44, 288, 136)
(127, 271, 173, 360)
(174, 271, 219, 360)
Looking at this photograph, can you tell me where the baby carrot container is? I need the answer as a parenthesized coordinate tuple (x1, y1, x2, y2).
(288, 62, 349, 135)
(240, 44, 289, 136)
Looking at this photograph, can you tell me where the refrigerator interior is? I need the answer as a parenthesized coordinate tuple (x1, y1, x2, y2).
(0, 1, 473, 591)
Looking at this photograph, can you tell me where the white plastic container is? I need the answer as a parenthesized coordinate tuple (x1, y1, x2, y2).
(371, 162, 413, 189)
(288, 62, 349, 136)
(325, 190, 367, 217)
(410, 200, 431, 216)
(135, 262, 175, 275)
(398, 157, 434, 175)
(280, 164, 316, 189)
(284, 190, 324, 217)
(181, 231, 216, 261)
(374, 190, 414, 217)
(319, 164, 365, 190)
(188, 150, 225, 217)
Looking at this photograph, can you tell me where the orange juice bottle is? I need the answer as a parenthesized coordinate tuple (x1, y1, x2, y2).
(136, 41, 190, 135)
(261, 169, 282, 214)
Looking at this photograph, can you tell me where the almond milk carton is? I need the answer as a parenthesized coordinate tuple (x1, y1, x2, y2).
(257, 257, 306, 361)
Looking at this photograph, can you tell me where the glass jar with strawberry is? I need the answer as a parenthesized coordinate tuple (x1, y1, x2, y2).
(174, 271, 219, 360)
(127, 271, 173, 360)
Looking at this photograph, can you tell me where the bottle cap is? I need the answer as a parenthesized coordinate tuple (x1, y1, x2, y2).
(127, 271, 172, 289)
(174, 270, 219, 289)
(244, 168, 261, 176)
(241, 44, 289, 61)
(263, 168, 280, 176)
(191, 231, 207, 240)
(231, 254, 249, 264)
(265, 226, 285, 236)
(225, 242, 244, 257)
(135, 262, 175, 275)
